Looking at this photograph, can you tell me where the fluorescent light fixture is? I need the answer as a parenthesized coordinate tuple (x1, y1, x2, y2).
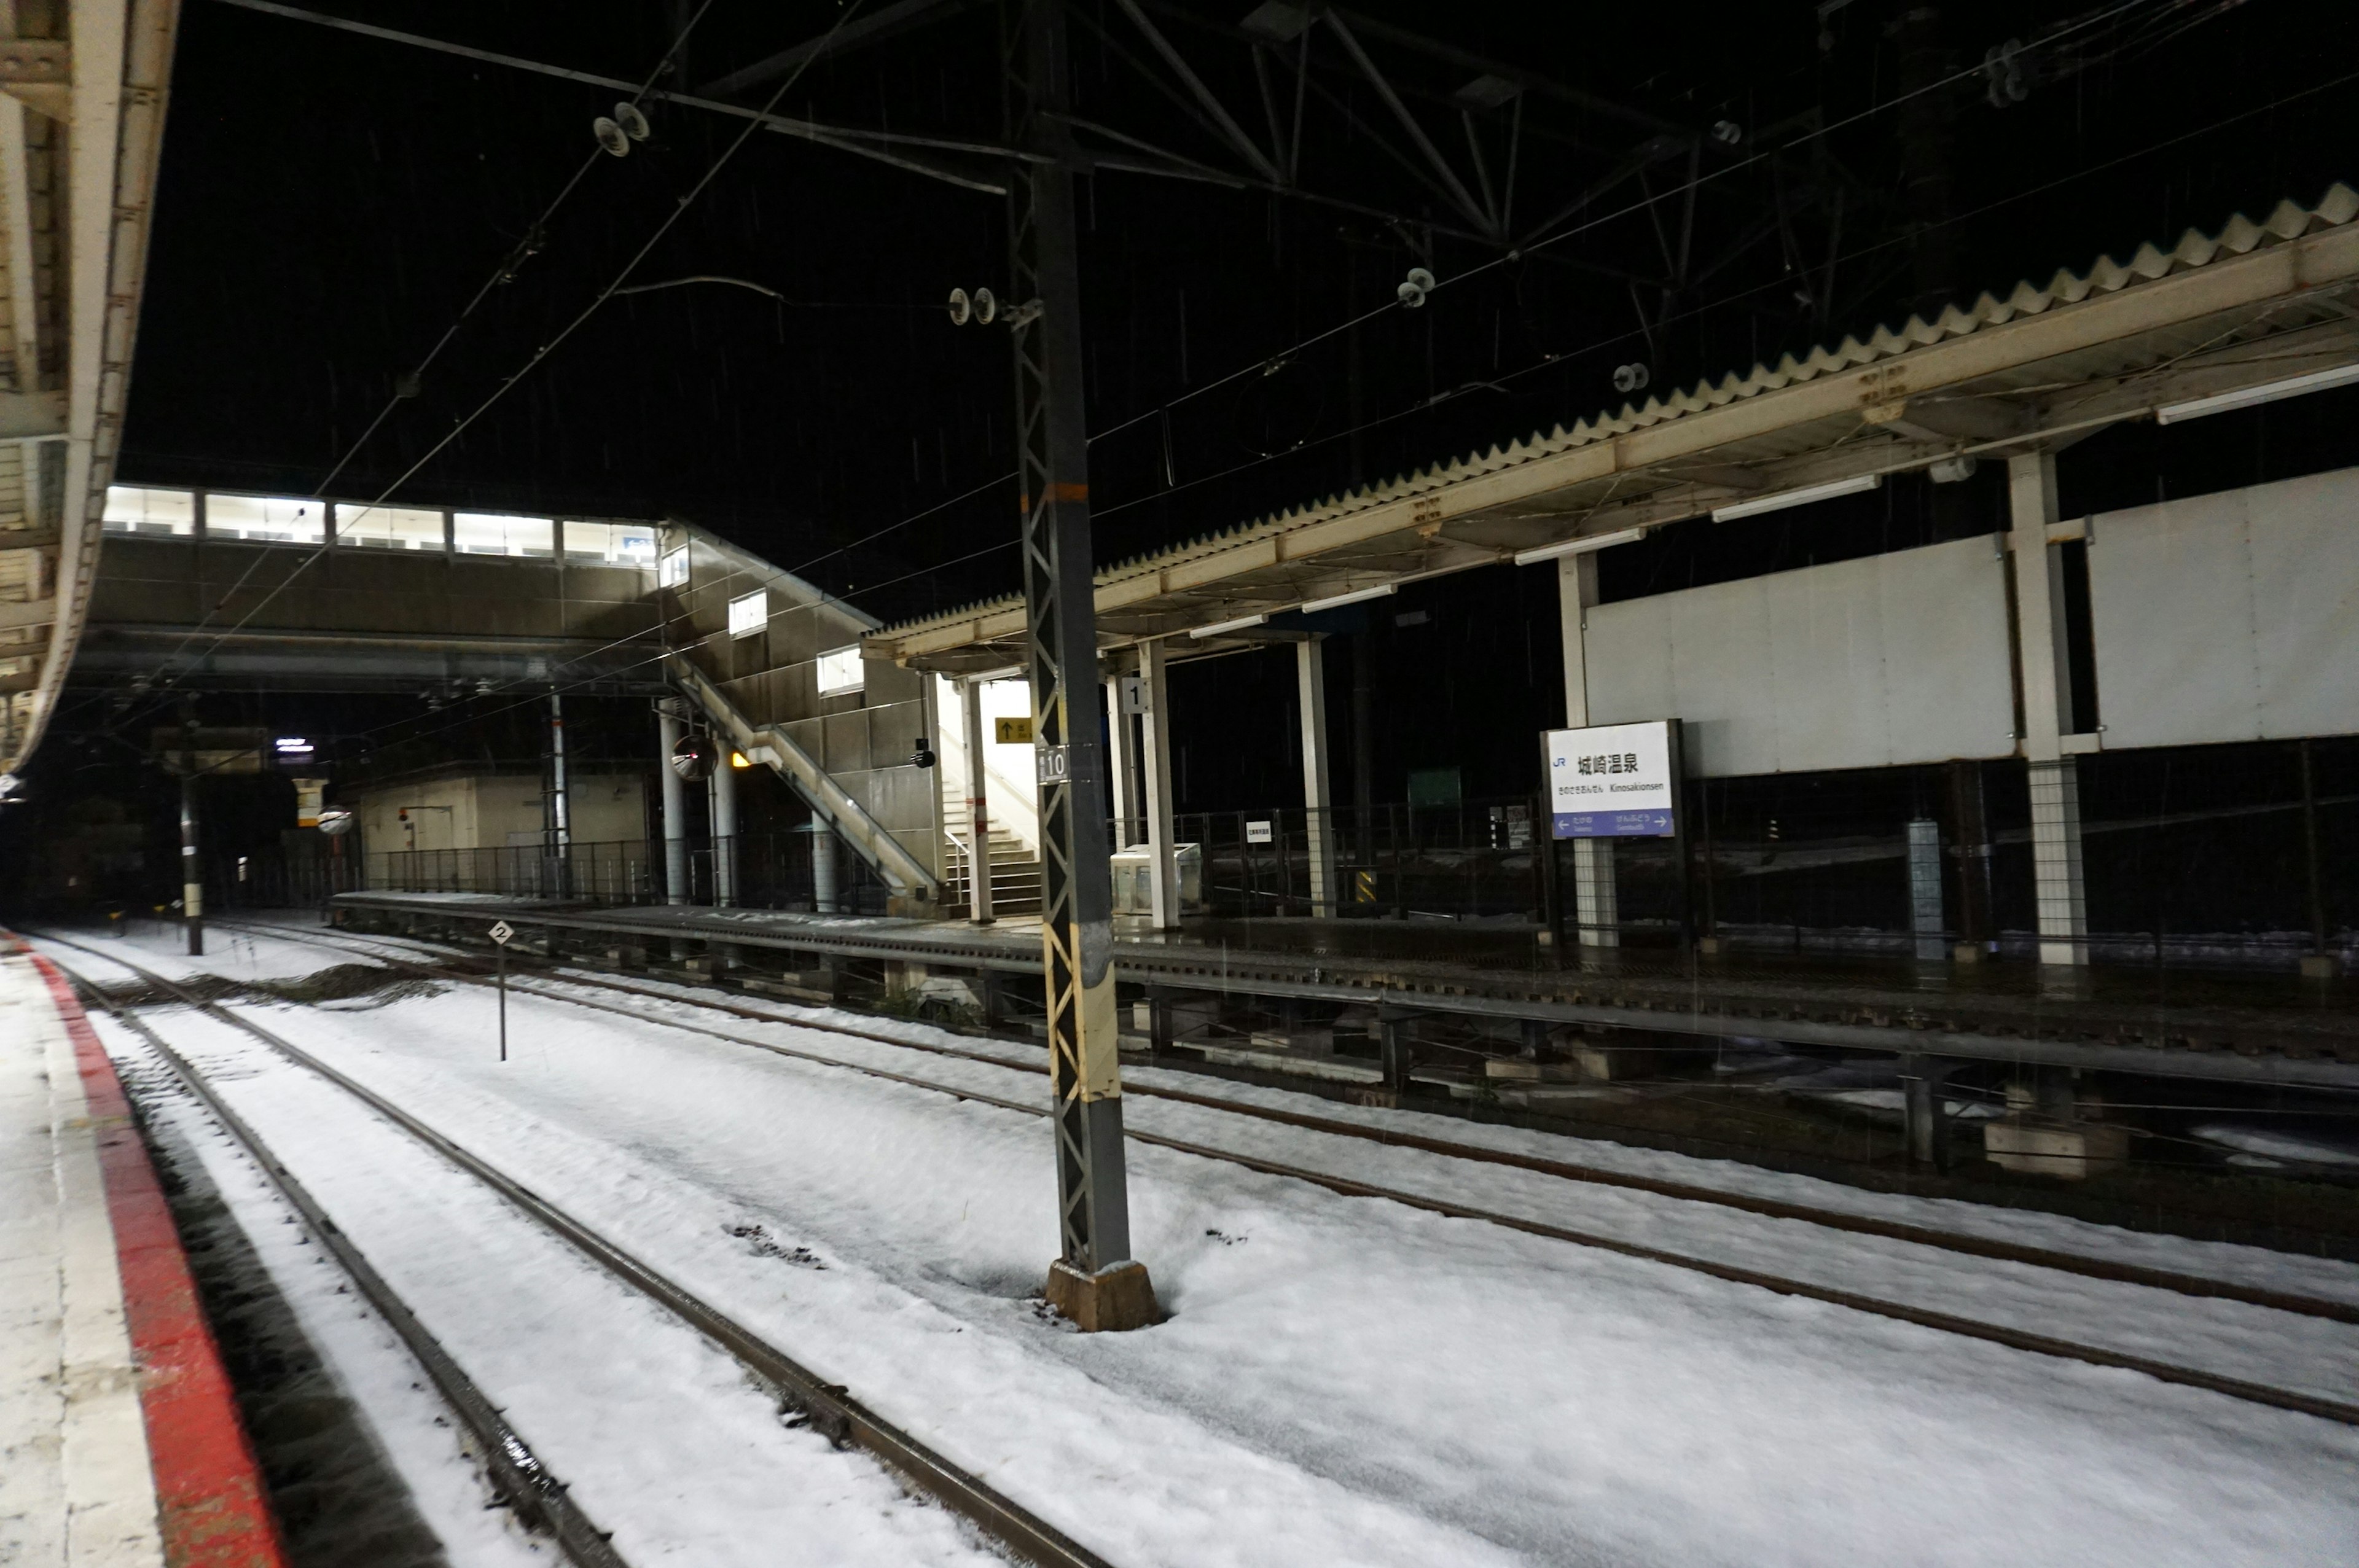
(1513, 526, 1647, 566)
(273, 737, 313, 755)
(1189, 611, 1270, 639)
(2155, 361, 2359, 424)
(658, 544, 690, 588)
(1712, 473, 1880, 522)
(1299, 583, 1397, 614)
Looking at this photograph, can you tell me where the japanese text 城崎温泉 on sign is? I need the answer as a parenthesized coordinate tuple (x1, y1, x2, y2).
(1543, 720, 1678, 839)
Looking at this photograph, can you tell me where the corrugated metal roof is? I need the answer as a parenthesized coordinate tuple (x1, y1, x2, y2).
(886, 184, 2359, 633)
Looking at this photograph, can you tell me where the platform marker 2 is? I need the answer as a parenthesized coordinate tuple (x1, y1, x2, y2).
(488, 921, 514, 1062)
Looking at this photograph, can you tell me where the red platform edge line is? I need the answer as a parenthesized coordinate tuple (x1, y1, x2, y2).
(28, 951, 291, 1568)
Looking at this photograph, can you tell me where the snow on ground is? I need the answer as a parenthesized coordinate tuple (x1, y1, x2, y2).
(91, 1007, 558, 1568)
(517, 946, 2359, 1311)
(71, 990, 1007, 1568)
(48, 922, 2359, 1566)
(56, 920, 385, 986)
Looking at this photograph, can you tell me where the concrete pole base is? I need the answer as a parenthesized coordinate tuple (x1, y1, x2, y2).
(1044, 1258, 1162, 1332)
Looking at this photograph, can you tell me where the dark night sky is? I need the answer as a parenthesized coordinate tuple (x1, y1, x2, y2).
(116, 0, 2359, 628)
(12, 0, 2359, 905)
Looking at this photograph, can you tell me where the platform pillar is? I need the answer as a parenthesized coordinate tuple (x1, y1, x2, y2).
(1557, 552, 1618, 948)
(178, 768, 203, 957)
(657, 703, 689, 905)
(2008, 451, 2089, 967)
(1899, 1055, 1955, 1170)
(1906, 819, 1946, 962)
(959, 677, 996, 923)
(1105, 666, 1138, 850)
(1297, 638, 1336, 918)
(1377, 1007, 1412, 1091)
(710, 744, 738, 908)
(810, 825, 840, 915)
(1139, 639, 1181, 930)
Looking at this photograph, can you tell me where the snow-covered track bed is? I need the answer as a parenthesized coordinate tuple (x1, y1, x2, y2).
(43, 935, 1110, 1568)
(235, 919, 2359, 1429)
(59, 967, 632, 1568)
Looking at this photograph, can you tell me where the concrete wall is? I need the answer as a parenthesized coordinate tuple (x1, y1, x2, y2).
(932, 675, 1042, 856)
(665, 528, 942, 880)
(351, 772, 644, 854)
(90, 536, 659, 645)
(2088, 465, 2359, 749)
(1585, 533, 2017, 778)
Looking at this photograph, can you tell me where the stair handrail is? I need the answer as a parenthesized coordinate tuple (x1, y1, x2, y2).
(668, 657, 939, 897)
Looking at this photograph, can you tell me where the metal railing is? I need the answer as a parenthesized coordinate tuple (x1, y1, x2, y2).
(365, 833, 890, 915)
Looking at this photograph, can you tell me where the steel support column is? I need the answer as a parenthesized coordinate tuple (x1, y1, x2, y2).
(179, 766, 203, 957)
(1297, 638, 1335, 917)
(1007, 0, 1146, 1308)
(547, 691, 573, 898)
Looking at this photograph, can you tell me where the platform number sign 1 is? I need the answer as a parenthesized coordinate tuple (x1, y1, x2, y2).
(488, 921, 513, 1063)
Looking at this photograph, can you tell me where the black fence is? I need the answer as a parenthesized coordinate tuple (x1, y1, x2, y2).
(215, 737, 2352, 975)
(361, 832, 891, 916)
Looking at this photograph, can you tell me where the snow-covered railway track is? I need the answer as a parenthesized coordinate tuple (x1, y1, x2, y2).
(43, 936, 1119, 1568)
(58, 967, 635, 1568)
(226, 918, 2359, 1432)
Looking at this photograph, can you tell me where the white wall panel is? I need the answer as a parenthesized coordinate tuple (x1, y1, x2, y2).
(1586, 534, 2015, 777)
(2088, 466, 2359, 749)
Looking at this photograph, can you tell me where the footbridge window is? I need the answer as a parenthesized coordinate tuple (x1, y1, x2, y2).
(340, 504, 447, 551)
(206, 493, 324, 544)
(101, 485, 197, 536)
(562, 520, 659, 567)
(453, 512, 555, 558)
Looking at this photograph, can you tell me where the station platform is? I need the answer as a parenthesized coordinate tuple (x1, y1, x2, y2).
(0, 937, 283, 1567)
(329, 892, 2359, 1090)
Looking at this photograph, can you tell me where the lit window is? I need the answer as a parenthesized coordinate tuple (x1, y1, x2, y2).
(452, 512, 555, 557)
(206, 494, 325, 545)
(659, 544, 690, 588)
(339, 504, 445, 550)
(816, 645, 864, 695)
(101, 486, 197, 536)
(563, 520, 662, 566)
(729, 589, 768, 640)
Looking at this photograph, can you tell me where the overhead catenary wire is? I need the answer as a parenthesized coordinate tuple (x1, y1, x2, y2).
(149, 0, 865, 694)
(88, 1, 2326, 763)
(82, 42, 2356, 784)
(726, 0, 2266, 618)
(817, 55, 2359, 615)
(115, 41, 2358, 781)
(143, 1, 723, 694)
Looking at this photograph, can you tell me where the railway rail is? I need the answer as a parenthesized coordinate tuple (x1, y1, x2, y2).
(175, 918, 2359, 1430)
(58, 970, 635, 1568)
(39, 934, 1120, 1568)
(238, 918, 2359, 1326)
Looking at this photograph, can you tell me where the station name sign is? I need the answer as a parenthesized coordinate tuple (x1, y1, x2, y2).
(1543, 719, 1680, 839)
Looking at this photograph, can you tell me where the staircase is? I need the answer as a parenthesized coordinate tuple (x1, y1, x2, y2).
(942, 800, 1044, 916)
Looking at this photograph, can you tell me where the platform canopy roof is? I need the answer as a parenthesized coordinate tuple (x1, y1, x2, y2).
(872, 185, 2359, 674)
(0, 0, 179, 782)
